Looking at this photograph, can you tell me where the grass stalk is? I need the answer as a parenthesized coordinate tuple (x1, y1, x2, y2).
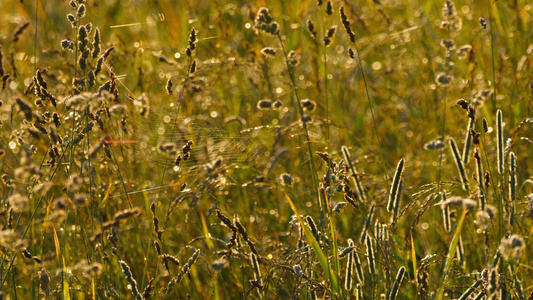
(348, 40, 388, 176)
(436, 209, 468, 300)
(449, 137, 469, 191)
(276, 33, 321, 215)
(462, 118, 474, 165)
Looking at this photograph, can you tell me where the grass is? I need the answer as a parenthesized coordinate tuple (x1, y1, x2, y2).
(0, 0, 532, 298)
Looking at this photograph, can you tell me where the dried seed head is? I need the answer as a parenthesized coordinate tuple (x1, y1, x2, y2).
(67, 14, 77, 27)
(339, 245, 356, 258)
(307, 20, 317, 40)
(288, 50, 299, 66)
(440, 39, 456, 51)
(119, 260, 142, 299)
(257, 99, 272, 110)
(482, 118, 489, 132)
(471, 128, 480, 145)
(73, 193, 87, 206)
(92, 28, 101, 59)
(436, 73, 453, 86)
(113, 208, 140, 223)
(168, 254, 182, 267)
(293, 264, 304, 277)
(390, 266, 406, 300)
(479, 17, 487, 30)
(260, 47, 276, 57)
(476, 210, 490, 231)
(77, 4, 86, 18)
(103, 46, 115, 60)
(1, 75, 9, 90)
(326, 1, 333, 15)
(301, 99, 316, 111)
(84, 22, 92, 33)
(333, 202, 347, 213)
(484, 171, 491, 189)
(273, 100, 283, 109)
(439, 196, 476, 210)
(166, 79, 173, 94)
(142, 279, 154, 299)
(39, 268, 50, 296)
(269, 22, 279, 35)
(16, 98, 33, 121)
(365, 235, 376, 275)
(255, 7, 273, 25)
(8, 194, 29, 213)
(527, 194, 533, 219)
(154, 240, 161, 255)
(22, 249, 32, 259)
(190, 60, 197, 73)
(61, 39, 75, 51)
(442, 0, 457, 19)
(387, 159, 405, 212)
(182, 142, 192, 154)
(348, 48, 355, 59)
(324, 25, 337, 47)
(340, 7, 355, 43)
(423, 139, 444, 150)
(326, 25, 337, 38)
(65, 174, 86, 192)
(12, 22, 31, 43)
(280, 173, 294, 186)
(188, 28, 197, 50)
(457, 44, 472, 59)
(78, 261, 104, 277)
(485, 205, 497, 219)
(305, 216, 320, 241)
(462, 199, 477, 211)
(499, 234, 525, 260)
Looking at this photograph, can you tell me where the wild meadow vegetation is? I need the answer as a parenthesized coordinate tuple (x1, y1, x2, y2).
(0, 0, 532, 298)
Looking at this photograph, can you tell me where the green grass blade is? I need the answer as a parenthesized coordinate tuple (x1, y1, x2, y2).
(436, 209, 468, 300)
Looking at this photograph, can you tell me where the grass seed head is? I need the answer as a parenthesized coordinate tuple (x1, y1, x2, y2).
(326, 1, 333, 15)
(307, 20, 317, 40)
(257, 99, 272, 110)
(301, 99, 317, 111)
(12, 21, 30, 42)
(261, 47, 276, 57)
(77, 4, 86, 17)
(280, 173, 294, 186)
(479, 17, 487, 30)
(39, 268, 50, 296)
